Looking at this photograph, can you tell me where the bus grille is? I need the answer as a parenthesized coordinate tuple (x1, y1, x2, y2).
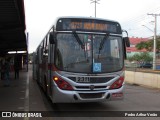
(68, 77, 114, 83)
(79, 93, 105, 99)
(75, 86, 107, 91)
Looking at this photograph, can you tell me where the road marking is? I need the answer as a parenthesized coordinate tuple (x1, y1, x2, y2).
(24, 72, 29, 120)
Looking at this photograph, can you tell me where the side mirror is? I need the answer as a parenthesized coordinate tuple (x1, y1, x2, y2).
(123, 37, 130, 47)
(49, 32, 55, 44)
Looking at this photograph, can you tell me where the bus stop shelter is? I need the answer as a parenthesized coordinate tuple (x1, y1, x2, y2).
(0, 0, 27, 70)
(0, 0, 27, 56)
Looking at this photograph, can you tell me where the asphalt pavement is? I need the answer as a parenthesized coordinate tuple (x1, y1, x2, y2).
(0, 69, 28, 111)
(0, 65, 47, 120)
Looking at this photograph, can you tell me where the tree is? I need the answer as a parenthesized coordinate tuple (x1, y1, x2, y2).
(136, 42, 148, 50)
(140, 52, 152, 62)
(136, 36, 160, 52)
(127, 52, 152, 62)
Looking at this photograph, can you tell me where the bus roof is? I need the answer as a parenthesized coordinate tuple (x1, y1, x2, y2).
(55, 16, 120, 23)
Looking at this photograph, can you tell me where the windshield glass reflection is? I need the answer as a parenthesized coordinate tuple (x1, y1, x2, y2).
(55, 33, 123, 73)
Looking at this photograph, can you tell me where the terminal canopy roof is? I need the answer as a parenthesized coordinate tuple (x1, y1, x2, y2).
(0, 0, 27, 56)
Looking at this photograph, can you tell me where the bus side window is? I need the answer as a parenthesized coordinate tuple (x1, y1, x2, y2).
(40, 42, 44, 62)
(43, 38, 46, 56)
(44, 37, 48, 57)
(45, 35, 49, 56)
(49, 32, 55, 44)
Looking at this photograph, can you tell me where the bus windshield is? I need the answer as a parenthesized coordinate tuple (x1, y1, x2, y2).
(55, 33, 123, 73)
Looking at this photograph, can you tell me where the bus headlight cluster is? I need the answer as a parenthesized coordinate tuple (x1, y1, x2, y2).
(109, 76, 124, 89)
(53, 76, 73, 90)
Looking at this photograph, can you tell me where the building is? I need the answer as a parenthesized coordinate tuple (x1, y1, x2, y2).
(126, 37, 150, 57)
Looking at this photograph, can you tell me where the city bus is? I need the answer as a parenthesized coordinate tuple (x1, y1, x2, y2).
(32, 16, 130, 103)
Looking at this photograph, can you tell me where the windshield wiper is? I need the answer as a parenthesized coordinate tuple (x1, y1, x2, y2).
(99, 33, 110, 50)
(98, 33, 110, 58)
(72, 31, 85, 49)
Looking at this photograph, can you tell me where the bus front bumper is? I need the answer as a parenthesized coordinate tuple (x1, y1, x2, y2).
(51, 86, 124, 103)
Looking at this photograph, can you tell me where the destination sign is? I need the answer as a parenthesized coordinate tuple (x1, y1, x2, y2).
(56, 18, 122, 34)
(69, 22, 107, 31)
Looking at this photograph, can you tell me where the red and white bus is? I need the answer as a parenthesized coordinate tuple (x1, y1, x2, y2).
(33, 16, 130, 103)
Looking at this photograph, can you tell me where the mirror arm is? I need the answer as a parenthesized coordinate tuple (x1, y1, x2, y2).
(122, 29, 128, 37)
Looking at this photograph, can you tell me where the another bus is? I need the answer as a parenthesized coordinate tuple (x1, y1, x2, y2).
(33, 16, 130, 103)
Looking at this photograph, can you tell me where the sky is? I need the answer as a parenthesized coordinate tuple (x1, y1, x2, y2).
(24, 0, 160, 53)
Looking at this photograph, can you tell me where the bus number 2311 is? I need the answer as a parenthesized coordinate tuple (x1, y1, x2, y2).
(76, 77, 90, 83)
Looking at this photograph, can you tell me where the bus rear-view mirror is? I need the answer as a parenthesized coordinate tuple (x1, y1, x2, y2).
(123, 37, 130, 47)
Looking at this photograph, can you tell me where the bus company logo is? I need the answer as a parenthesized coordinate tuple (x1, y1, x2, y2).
(2, 112, 11, 117)
(90, 85, 95, 90)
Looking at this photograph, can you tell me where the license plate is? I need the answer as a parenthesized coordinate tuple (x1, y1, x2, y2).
(76, 77, 90, 83)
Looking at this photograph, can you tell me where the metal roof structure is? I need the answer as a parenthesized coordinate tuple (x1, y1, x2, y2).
(0, 0, 27, 56)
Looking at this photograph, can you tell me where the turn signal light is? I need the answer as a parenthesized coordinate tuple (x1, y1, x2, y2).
(53, 76, 73, 90)
(109, 76, 124, 89)
(53, 76, 59, 81)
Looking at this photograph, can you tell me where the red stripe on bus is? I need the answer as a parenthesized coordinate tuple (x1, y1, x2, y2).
(48, 64, 59, 71)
